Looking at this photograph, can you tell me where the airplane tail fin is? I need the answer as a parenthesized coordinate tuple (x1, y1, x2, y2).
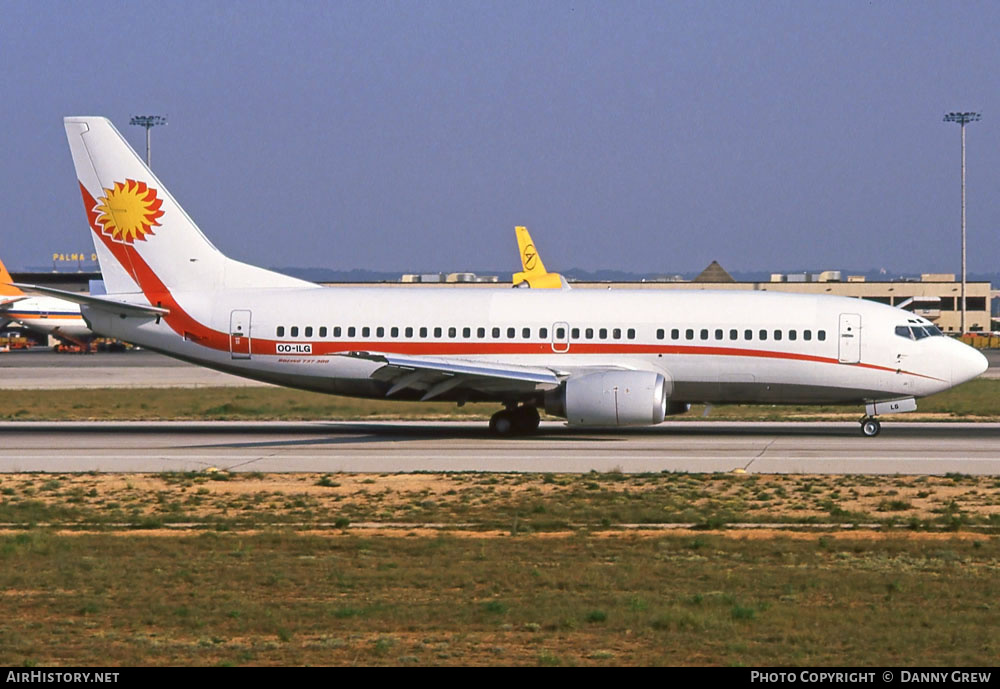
(512, 226, 568, 289)
(0, 255, 25, 303)
(64, 117, 312, 296)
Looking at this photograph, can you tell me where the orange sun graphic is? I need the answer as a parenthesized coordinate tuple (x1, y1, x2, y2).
(93, 179, 164, 244)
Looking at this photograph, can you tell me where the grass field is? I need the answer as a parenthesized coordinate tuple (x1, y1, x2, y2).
(0, 378, 998, 422)
(3, 530, 998, 666)
(1, 471, 999, 666)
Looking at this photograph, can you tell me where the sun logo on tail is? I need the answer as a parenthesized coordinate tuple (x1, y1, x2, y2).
(93, 179, 164, 244)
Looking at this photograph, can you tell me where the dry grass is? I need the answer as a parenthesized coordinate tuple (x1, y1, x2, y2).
(3, 471, 1000, 531)
(1, 471, 999, 665)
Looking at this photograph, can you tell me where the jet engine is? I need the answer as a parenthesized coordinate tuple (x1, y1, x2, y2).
(544, 370, 675, 426)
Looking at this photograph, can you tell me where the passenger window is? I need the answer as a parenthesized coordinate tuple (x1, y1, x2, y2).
(389, 327, 398, 338)
(729, 329, 738, 340)
(685, 329, 694, 340)
(599, 328, 608, 339)
(803, 330, 811, 341)
(376, 327, 384, 337)
(788, 329, 796, 341)
(477, 327, 485, 338)
(627, 329, 635, 340)
(714, 329, 723, 340)
(405, 327, 413, 338)
(333, 326, 342, 337)
(759, 329, 767, 341)
(818, 330, 826, 341)
(463, 327, 471, 338)
(613, 328, 621, 339)
(522, 327, 531, 338)
(291, 326, 299, 337)
(585, 328, 594, 339)
(507, 327, 515, 338)
(672, 329, 680, 340)
(492, 327, 501, 338)
(434, 327, 442, 338)
(361, 327, 370, 337)
(571, 328, 580, 339)
(449, 327, 457, 338)
(744, 329, 752, 340)
(540, 327, 548, 339)
(418, 327, 426, 338)
(656, 328, 665, 340)
(700, 329, 709, 340)
(774, 330, 782, 341)
(304, 326, 313, 337)
(276, 326, 285, 337)
(555, 327, 565, 339)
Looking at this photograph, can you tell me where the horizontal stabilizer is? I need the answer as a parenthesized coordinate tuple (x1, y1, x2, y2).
(12, 283, 169, 318)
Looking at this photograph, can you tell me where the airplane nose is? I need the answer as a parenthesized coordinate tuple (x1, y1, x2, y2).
(951, 342, 989, 386)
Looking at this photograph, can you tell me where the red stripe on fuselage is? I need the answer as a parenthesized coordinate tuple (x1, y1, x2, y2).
(77, 183, 944, 384)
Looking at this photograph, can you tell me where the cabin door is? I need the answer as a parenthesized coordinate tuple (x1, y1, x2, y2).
(551, 321, 570, 353)
(230, 310, 252, 360)
(838, 313, 861, 364)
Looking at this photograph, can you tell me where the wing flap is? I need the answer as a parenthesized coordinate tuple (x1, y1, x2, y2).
(340, 351, 561, 399)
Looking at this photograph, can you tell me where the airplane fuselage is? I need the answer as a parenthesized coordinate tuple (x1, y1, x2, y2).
(3, 296, 91, 341)
(81, 285, 981, 406)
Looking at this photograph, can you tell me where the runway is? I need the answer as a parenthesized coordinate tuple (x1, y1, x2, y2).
(3, 420, 1000, 475)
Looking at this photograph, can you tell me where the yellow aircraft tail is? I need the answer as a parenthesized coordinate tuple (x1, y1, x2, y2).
(512, 226, 568, 289)
(0, 255, 24, 299)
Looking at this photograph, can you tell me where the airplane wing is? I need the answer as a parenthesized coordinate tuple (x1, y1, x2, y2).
(0, 295, 27, 307)
(340, 351, 563, 400)
(12, 284, 169, 318)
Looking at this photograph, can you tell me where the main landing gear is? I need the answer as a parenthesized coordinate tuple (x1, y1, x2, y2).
(489, 404, 540, 436)
(860, 416, 881, 437)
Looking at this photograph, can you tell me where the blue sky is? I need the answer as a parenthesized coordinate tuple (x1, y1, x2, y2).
(1, 1, 998, 275)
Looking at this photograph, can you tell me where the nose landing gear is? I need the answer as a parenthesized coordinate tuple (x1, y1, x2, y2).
(860, 416, 881, 437)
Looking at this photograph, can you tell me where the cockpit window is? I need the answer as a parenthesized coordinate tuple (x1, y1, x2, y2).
(896, 324, 944, 340)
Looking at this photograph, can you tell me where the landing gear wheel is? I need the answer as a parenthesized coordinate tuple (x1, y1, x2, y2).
(512, 405, 540, 434)
(489, 409, 515, 436)
(489, 406, 540, 436)
(860, 418, 881, 437)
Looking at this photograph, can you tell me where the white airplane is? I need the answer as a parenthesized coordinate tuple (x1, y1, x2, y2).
(0, 256, 93, 345)
(22, 116, 987, 437)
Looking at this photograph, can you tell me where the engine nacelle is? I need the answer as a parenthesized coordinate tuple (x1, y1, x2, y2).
(545, 370, 670, 427)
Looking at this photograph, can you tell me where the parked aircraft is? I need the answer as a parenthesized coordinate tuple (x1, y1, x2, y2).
(0, 256, 92, 345)
(512, 226, 568, 289)
(23, 117, 987, 436)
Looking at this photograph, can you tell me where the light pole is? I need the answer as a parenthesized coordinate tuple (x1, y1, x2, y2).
(129, 115, 167, 167)
(943, 111, 980, 334)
